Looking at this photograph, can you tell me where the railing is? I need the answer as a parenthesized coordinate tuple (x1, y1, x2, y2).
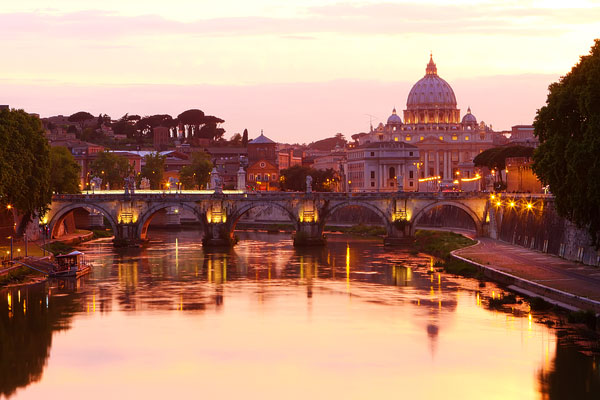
(52, 191, 552, 202)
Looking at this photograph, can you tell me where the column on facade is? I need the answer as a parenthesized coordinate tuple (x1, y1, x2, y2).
(435, 151, 440, 177)
(442, 151, 447, 180)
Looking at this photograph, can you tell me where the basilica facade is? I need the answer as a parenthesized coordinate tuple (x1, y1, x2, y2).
(353, 55, 506, 191)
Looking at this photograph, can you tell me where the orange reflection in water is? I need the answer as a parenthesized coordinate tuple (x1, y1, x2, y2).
(0, 231, 580, 400)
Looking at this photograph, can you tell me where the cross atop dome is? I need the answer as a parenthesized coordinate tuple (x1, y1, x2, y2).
(426, 53, 437, 75)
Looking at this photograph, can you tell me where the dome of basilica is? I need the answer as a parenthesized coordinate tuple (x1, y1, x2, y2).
(406, 55, 457, 109)
(387, 108, 402, 124)
(461, 107, 477, 124)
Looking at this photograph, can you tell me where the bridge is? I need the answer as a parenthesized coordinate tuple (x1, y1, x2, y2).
(45, 190, 497, 247)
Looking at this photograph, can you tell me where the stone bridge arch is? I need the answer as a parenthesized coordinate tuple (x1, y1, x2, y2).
(48, 203, 118, 239)
(136, 202, 203, 240)
(320, 200, 393, 233)
(227, 201, 298, 231)
(410, 200, 483, 236)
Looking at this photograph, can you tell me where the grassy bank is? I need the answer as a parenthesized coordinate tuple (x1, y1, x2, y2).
(325, 224, 386, 237)
(412, 230, 480, 278)
(0, 266, 43, 287)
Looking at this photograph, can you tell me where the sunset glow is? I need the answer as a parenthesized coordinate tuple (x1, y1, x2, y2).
(1, 0, 598, 141)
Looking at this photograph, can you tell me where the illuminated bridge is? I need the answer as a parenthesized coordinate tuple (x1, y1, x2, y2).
(44, 190, 535, 247)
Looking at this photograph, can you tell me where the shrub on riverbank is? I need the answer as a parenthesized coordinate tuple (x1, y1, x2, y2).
(92, 229, 113, 239)
(411, 230, 479, 278)
(327, 224, 386, 237)
(0, 266, 41, 287)
(412, 230, 476, 259)
(43, 242, 74, 255)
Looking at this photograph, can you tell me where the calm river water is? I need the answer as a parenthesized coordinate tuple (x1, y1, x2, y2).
(1, 230, 598, 399)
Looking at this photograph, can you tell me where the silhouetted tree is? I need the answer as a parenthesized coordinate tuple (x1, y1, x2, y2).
(49, 146, 81, 194)
(67, 111, 94, 133)
(242, 128, 248, 147)
(533, 39, 600, 246)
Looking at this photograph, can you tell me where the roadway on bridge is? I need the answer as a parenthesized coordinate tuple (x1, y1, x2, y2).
(455, 238, 600, 303)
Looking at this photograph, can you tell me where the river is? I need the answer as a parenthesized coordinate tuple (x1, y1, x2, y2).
(0, 230, 598, 399)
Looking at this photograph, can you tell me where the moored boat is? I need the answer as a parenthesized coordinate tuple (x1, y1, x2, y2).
(49, 251, 91, 278)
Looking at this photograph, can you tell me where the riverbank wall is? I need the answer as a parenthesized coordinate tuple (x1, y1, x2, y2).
(489, 197, 599, 266)
(451, 248, 600, 314)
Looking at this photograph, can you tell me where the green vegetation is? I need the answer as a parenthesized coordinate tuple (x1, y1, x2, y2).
(179, 151, 213, 189)
(473, 145, 534, 191)
(141, 152, 166, 189)
(488, 293, 518, 308)
(279, 165, 338, 192)
(411, 230, 476, 259)
(533, 40, 600, 246)
(410, 230, 480, 278)
(92, 229, 113, 239)
(326, 224, 386, 237)
(89, 150, 133, 189)
(529, 296, 553, 311)
(0, 266, 42, 287)
(43, 242, 74, 255)
(0, 108, 52, 234)
(49, 146, 81, 194)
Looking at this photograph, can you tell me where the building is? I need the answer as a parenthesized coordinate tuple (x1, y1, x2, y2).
(346, 141, 419, 192)
(509, 125, 538, 147)
(153, 126, 170, 150)
(356, 55, 506, 190)
(278, 148, 302, 171)
(248, 131, 277, 164)
(506, 157, 543, 193)
(247, 160, 279, 191)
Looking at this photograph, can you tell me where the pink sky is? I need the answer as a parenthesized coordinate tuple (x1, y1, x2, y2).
(0, 1, 596, 143)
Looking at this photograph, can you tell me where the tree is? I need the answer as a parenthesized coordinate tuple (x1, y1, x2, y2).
(177, 109, 205, 137)
(179, 151, 213, 189)
(49, 146, 81, 194)
(279, 165, 338, 192)
(474, 145, 533, 189)
(242, 128, 249, 147)
(0, 109, 52, 233)
(67, 111, 95, 133)
(229, 133, 242, 146)
(136, 114, 174, 139)
(141, 152, 166, 189)
(532, 39, 600, 246)
(89, 151, 132, 189)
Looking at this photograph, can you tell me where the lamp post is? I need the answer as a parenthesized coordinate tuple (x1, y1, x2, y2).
(7, 236, 12, 260)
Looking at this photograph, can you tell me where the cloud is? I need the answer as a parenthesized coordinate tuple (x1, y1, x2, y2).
(0, 2, 596, 41)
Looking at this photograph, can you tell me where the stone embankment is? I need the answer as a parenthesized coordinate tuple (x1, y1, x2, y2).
(452, 238, 600, 313)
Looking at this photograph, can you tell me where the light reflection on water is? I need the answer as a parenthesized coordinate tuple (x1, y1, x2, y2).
(0, 230, 598, 399)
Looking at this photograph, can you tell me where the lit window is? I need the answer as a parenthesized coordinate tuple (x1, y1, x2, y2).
(420, 136, 424, 141)
(394, 137, 399, 141)
(439, 136, 444, 141)
(465, 136, 470, 141)
(405, 135, 411, 141)
(451, 135, 458, 141)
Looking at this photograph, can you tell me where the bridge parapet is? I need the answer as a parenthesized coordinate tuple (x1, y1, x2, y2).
(47, 191, 540, 248)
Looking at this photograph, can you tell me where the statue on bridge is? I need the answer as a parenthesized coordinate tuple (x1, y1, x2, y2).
(90, 176, 102, 193)
(124, 175, 136, 195)
(139, 177, 150, 190)
(306, 175, 313, 193)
